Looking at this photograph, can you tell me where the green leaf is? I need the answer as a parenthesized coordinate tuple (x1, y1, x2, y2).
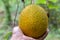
(49, 0, 58, 3)
(35, 0, 46, 4)
(0, 30, 5, 35)
(25, 0, 31, 6)
(48, 1, 58, 9)
(3, 31, 12, 40)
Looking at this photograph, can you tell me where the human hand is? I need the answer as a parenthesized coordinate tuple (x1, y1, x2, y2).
(10, 26, 49, 40)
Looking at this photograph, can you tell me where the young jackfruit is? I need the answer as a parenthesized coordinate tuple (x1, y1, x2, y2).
(18, 5, 48, 38)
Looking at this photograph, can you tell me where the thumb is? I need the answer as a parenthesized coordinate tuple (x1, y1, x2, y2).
(10, 26, 23, 40)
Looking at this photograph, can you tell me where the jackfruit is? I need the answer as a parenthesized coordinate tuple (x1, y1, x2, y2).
(18, 5, 48, 38)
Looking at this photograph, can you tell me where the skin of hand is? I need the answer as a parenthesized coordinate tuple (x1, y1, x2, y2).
(10, 26, 49, 40)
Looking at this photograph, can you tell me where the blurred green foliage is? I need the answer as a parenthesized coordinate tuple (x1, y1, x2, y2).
(3, 31, 12, 40)
(0, 0, 60, 40)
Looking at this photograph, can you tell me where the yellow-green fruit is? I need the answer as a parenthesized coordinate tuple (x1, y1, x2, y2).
(18, 5, 48, 38)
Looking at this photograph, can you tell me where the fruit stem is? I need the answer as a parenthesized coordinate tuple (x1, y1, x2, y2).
(22, 0, 25, 8)
(31, 0, 35, 4)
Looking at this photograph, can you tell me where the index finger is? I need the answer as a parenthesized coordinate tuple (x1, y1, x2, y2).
(37, 29, 49, 40)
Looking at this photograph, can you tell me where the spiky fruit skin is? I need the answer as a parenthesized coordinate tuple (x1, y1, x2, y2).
(18, 5, 48, 38)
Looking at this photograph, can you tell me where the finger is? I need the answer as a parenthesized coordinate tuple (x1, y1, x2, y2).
(42, 30, 48, 39)
(42, 29, 49, 39)
(37, 29, 49, 40)
(22, 29, 49, 40)
(11, 26, 35, 40)
(10, 26, 24, 40)
(22, 35, 36, 40)
(12, 26, 23, 35)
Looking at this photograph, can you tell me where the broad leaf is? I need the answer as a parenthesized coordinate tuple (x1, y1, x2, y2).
(3, 31, 12, 40)
(49, 0, 58, 3)
(48, 1, 58, 9)
(35, 0, 46, 4)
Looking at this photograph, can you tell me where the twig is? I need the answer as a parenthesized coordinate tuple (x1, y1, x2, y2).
(14, 0, 19, 26)
(31, 0, 35, 4)
(22, 0, 25, 8)
(46, 0, 50, 17)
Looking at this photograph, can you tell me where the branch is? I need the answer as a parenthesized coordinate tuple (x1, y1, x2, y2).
(31, 0, 35, 4)
(22, 0, 25, 8)
(14, 0, 19, 26)
(22, 0, 24, 2)
(46, 0, 50, 18)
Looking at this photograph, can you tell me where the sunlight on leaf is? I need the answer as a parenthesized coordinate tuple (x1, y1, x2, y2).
(25, 0, 31, 6)
(35, 0, 46, 4)
(3, 31, 12, 40)
(49, 0, 58, 3)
